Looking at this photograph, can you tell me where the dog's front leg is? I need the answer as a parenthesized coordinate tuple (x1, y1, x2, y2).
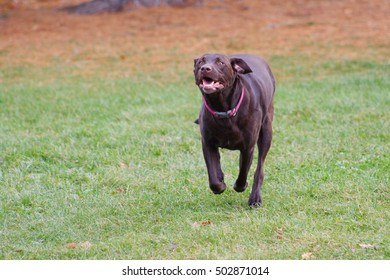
(234, 147, 254, 193)
(202, 139, 226, 194)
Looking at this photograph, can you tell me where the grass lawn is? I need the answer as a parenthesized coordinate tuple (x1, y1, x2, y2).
(0, 55, 389, 259)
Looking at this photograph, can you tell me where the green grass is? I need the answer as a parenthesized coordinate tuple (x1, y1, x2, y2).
(0, 58, 389, 259)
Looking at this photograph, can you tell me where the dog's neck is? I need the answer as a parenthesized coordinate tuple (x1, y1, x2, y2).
(202, 78, 242, 113)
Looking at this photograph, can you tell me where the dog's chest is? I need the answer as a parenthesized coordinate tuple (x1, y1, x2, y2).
(204, 123, 246, 150)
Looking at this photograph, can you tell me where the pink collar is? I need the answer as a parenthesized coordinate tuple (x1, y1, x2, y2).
(202, 83, 245, 119)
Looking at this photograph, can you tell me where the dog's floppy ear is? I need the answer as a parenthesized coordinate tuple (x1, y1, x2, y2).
(193, 58, 200, 74)
(194, 58, 199, 68)
(231, 58, 252, 74)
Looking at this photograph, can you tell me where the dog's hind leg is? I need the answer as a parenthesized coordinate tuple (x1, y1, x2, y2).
(248, 103, 274, 207)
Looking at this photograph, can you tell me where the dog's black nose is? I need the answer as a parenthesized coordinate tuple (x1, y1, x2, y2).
(201, 65, 212, 73)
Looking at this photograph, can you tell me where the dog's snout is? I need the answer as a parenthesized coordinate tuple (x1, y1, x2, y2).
(201, 65, 212, 73)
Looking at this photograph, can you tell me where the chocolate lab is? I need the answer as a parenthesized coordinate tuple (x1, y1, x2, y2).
(193, 53, 275, 207)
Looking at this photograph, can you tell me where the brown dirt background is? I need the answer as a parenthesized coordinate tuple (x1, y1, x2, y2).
(1, 0, 389, 79)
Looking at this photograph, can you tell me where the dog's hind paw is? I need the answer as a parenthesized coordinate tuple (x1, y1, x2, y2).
(249, 201, 262, 208)
(248, 196, 262, 208)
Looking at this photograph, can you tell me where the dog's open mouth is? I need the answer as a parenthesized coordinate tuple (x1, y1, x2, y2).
(199, 77, 224, 93)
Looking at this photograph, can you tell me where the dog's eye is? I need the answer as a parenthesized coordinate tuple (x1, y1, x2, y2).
(217, 61, 225, 66)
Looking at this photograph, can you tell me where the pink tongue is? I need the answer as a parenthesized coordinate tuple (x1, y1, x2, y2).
(202, 79, 215, 89)
(201, 79, 224, 91)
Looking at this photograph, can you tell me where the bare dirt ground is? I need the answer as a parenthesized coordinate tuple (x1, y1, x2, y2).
(1, 0, 389, 78)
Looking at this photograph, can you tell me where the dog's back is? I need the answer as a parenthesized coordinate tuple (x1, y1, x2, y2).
(229, 54, 275, 120)
(229, 54, 275, 86)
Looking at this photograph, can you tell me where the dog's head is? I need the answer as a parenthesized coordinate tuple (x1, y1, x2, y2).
(194, 53, 252, 94)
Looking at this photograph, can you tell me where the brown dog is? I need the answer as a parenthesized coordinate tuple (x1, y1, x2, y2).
(194, 53, 275, 207)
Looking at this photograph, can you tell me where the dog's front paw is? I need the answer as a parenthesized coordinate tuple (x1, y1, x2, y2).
(210, 182, 226, 194)
(233, 181, 248, 193)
